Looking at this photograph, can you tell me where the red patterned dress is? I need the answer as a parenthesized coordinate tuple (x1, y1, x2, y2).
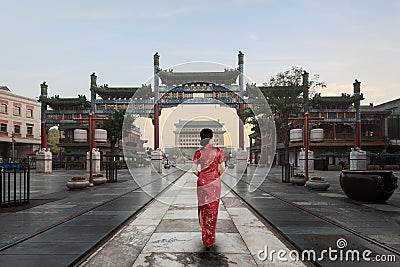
(193, 145, 226, 248)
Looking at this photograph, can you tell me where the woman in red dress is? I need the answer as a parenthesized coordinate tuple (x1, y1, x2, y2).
(192, 128, 226, 250)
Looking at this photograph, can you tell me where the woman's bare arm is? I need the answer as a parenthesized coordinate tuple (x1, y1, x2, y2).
(192, 162, 200, 177)
(219, 161, 226, 176)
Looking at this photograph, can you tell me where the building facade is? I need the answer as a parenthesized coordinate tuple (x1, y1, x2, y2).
(174, 119, 225, 148)
(39, 75, 149, 167)
(375, 98, 400, 147)
(0, 86, 41, 160)
(172, 119, 225, 159)
(249, 80, 392, 169)
(375, 98, 400, 166)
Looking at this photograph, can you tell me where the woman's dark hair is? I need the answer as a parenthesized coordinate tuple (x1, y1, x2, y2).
(200, 128, 213, 147)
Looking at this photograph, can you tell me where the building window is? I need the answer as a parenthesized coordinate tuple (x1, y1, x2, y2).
(27, 124, 33, 135)
(0, 104, 7, 113)
(13, 106, 21, 116)
(14, 125, 21, 134)
(26, 108, 33, 118)
(0, 123, 7, 132)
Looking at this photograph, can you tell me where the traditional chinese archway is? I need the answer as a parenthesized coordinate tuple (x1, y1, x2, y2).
(151, 51, 246, 150)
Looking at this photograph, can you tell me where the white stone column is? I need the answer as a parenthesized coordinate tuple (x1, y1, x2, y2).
(350, 147, 367, 170)
(299, 148, 314, 174)
(87, 148, 101, 173)
(36, 148, 52, 173)
(151, 149, 163, 174)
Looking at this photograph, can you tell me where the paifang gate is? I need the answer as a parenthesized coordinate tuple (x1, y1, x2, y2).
(149, 51, 246, 150)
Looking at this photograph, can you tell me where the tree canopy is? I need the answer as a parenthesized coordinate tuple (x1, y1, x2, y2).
(101, 109, 126, 162)
(103, 109, 125, 143)
(245, 66, 326, 170)
(47, 127, 63, 155)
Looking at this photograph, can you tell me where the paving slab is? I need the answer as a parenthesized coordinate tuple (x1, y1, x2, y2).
(81, 172, 306, 267)
(223, 167, 400, 266)
(0, 166, 186, 267)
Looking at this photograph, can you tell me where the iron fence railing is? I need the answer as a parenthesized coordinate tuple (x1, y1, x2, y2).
(0, 166, 30, 207)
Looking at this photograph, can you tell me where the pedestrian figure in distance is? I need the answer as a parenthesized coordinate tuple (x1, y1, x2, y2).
(192, 128, 226, 250)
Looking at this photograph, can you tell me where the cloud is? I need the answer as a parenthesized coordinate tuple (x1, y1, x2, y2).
(158, 6, 197, 18)
(248, 34, 259, 41)
(62, 11, 123, 21)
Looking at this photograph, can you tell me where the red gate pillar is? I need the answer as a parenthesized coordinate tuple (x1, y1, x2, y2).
(239, 103, 244, 150)
(41, 123, 47, 149)
(40, 82, 48, 149)
(353, 80, 362, 149)
(355, 121, 362, 148)
(154, 103, 160, 150)
(260, 149, 266, 165)
(153, 52, 160, 150)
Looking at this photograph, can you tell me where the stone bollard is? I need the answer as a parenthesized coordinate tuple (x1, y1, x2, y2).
(87, 148, 101, 173)
(151, 149, 163, 174)
(298, 148, 314, 175)
(36, 148, 52, 173)
(235, 148, 248, 174)
(350, 147, 367, 170)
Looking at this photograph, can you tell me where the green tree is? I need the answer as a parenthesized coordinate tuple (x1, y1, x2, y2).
(47, 127, 63, 156)
(263, 66, 325, 169)
(101, 109, 126, 170)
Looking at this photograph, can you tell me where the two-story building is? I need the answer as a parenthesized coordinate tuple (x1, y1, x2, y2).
(0, 86, 41, 160)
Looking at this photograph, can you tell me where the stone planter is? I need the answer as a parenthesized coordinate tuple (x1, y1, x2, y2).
(290, 176, 306, 186)
(92, 174, 106, 185)
(291, 173, 306, 186)
(66, 177, 89, 190)
(306, 178, 330, 190)
(340, 170, 398, 203)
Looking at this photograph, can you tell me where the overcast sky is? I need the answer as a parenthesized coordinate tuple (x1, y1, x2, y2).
(1, 0, 399, 105)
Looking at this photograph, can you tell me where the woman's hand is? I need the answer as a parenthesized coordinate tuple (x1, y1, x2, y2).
(192, 162, 200, 177)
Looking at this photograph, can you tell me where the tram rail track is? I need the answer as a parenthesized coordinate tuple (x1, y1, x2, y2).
(222, 171, 400, 266)
(0, 167, 187, 267)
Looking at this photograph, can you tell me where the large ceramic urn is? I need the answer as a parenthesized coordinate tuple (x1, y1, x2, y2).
(340, 170, 398, 203)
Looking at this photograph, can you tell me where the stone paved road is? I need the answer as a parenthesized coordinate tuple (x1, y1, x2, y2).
(81, 172, 306, 267)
